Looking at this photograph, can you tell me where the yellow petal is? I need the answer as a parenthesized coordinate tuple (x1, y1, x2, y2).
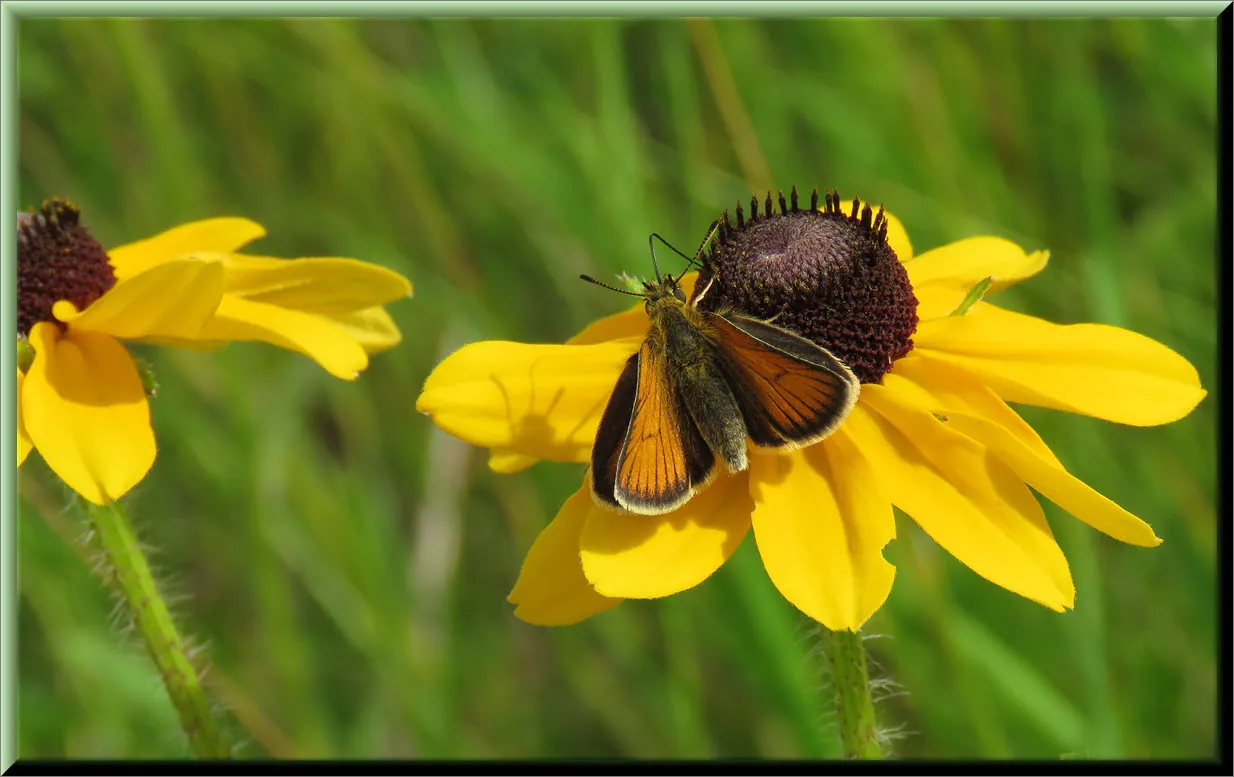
(480, 275, 667, 471)
(905, 238, 1048, 318)
(890, 356, 1160, 547)
(911, 285, 960, 324)
(580, 470, 753, 599)
(53, 258, 225, 341)
(326, 306, 403, 355)
(748, 430, 896, 631)
(107, 217, 267, 279)
(882, 209, 913, 263)
(488, 449, 538, 474)
(851, 392, 1074, 611)
(198, 296, 369, 380)
(416, 339, 639, 463)
(509, 479, 624, 625)
(891, 352, 1060, 464)
(217, 256, 412, 314)
(22, 323, 155, 505)
(954, 413, 1159, 547)
(567, 303, 647, 345)
(17, 368, 32, 466)
(915, 302, 1207, 427)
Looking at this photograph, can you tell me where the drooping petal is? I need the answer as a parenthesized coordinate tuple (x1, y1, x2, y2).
(904, 238, 1049, 319)
(748, 429, 896, 631)
(580, 470, 753, 599)
(215, 256, 412, 314)
(416, 338, 639, 463)
(107, 218, 266, 279)
(890, 352, 1060, 464)
(198, 296, 370, 380)
(852, 391, 1074, 611)
(891, 355, 1161, 547)
(508, 480, 624, 625)
(325, 306, 404, 354)
(52, 259, 225, 341)
(488, 449, 538, 474)
(915, 302, 1207, 427)
(23, 323, 155, 505)
(17, 369, 32, 466)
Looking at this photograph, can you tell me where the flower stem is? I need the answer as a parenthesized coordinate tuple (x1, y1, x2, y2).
(84, 499, 231, 759)
(819, 627, 883, 759)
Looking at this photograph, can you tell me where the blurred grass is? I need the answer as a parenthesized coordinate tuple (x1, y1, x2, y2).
(16, 17, 1217, 760)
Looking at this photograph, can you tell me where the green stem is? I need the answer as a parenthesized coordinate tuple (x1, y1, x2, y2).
(84, 499, 231, 759)
(820, 627, 883, 760)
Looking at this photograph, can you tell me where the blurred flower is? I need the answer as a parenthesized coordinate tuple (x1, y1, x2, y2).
(17, 199, 411, 505)
(416, 190, 1206, 630)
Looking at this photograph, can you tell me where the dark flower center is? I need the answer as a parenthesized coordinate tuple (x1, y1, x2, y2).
(17, 199, 116, 338)
(693, 187, 918, 385)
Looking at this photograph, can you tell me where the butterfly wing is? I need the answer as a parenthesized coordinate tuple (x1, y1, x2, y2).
(590, 341, 716, 515)
(590, 352, 641, 511)
(708, 313, 860, 450)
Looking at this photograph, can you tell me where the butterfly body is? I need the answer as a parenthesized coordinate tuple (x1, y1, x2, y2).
(589, 268, 861, 516)
(647, 288, 750, 475)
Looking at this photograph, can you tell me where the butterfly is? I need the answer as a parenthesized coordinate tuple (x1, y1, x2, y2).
(581, 227, 861, 515)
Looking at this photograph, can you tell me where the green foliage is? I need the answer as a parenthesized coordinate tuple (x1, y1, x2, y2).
(17, 17, 1216, 759)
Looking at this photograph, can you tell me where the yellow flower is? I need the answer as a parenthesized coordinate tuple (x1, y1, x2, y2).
(17, 199, 411, 505)
(416, 191, 1207, 631)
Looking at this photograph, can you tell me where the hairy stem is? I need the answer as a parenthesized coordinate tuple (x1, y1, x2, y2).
(85, 499, 231, 759)
(820, 627, 883, 759)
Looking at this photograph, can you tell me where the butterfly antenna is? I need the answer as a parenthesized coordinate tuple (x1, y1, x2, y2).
(647, 233, 665, 281)
(579, 274, 644, 297)
(679, 220, 721, 276)
(650, 222, 721, 280)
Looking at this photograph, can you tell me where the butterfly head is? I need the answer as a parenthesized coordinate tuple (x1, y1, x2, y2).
(580, 228, 712, 313)
(640, 273, 688, 312)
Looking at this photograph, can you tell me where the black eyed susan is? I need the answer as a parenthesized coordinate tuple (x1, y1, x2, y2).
(416, 189, 1206, 631)
(17, 199, 412, 505)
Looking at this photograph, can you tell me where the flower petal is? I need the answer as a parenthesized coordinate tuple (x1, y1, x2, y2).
(567, 303, 647, 345)
(851, 391, 1074, 611)
(508, 480, 624, 625)
(416, 339, 639, 463)
(477, 274, 680, 471)
(325, 306, 403, 354)
(891, 352, 1060, 464)
(580, 470, 753, 599)
(748, 430, 896, 631)
(488, 449, 538, 474)
(882, 209, 913, 262)
(905, 238, 1048, 318)
(22, 323, 155, 505)
(53, 258, 225, 341)
(915, 302, 1207, 426)
(216, 256, 412, 314)
(892, 354, 1161, 547)
(17, 369, 32, 466)
(107, 217, 267, 279)
(198, 296, 370, 380)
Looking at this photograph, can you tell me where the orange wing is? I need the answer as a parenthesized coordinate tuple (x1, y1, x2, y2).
(591, 339, 715, 515)
(591, 352, 641, 511)
(709, 314, 860, 450)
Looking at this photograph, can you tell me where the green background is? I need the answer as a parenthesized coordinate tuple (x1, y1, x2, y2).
(16, 17, 1217, 760)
